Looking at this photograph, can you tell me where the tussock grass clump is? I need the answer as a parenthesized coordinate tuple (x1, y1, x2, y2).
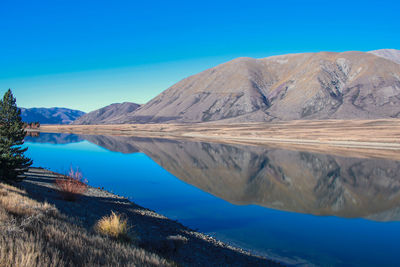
(96, 211, 130, 240)
(55, 167, 88, 201)
(0, 181, 173, 267)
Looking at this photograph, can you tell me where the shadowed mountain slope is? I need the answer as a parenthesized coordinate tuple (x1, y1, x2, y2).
(21, 107, 85, 124)
(105, 50, 400, 123)
(72, 102, 140, 125)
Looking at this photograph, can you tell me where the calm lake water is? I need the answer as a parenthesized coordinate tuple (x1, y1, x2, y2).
(25, 133, 400, 266)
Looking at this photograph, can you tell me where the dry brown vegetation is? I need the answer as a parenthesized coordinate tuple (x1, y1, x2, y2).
(38, 119, 400, 145)
(0, 181, 173, 267)
(18, 168, 275, 266)
(55, 167, 88, 201)
(96, 211, 130, 241)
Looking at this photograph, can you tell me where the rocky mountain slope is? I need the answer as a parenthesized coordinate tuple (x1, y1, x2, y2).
(105, 50, 400, 124)
(72, 102, 140, 125)
(368, 49, 400, 64)
(21, 107, 85, 124)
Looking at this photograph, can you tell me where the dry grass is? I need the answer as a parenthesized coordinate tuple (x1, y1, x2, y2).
(38, 119, 400, 145)
(0, 183, 53, 217)
(96, 211, 130, 241)
(55, 167, 88, 201)
(0, 181, 173, 267)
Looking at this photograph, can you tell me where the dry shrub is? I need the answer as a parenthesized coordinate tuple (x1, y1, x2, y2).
(96, 211, 130, 240)
(55, 167, 88, 201)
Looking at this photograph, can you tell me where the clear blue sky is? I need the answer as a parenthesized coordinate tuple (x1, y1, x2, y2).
(0, 0, 399, 112)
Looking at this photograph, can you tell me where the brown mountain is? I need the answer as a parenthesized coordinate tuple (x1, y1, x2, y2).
(368, 49, 400, 64)
(111, 50, 400, 123)
(72, 102, 140, 125)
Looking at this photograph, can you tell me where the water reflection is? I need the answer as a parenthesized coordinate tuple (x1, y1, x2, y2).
(30, 133, 400, 221)
(25, 132, 84, 144)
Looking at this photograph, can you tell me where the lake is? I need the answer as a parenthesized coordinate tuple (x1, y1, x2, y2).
(24, 133, 400, 266)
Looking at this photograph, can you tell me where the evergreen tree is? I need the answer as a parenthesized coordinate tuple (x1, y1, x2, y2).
(0, 89, 32, 182)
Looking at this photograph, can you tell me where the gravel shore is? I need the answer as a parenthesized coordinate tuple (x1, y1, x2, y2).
(21, 167, 280, 267)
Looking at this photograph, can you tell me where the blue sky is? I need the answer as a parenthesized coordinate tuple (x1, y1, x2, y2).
(0, 0, 399, 112)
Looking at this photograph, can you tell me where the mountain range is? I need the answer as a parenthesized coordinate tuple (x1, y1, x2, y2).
(72, 102, 140, 125)
(21, 107, 85, 124)
(72, 49, 400, 124)
(25, 49, 400, 125)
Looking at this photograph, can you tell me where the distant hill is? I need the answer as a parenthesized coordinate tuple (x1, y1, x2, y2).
(72, 102, 140, 125)
(368, 49, 400, 64)
(21, 107, 85, 124)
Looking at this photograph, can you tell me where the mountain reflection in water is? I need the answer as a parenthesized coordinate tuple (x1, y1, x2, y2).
(30, 133, 400, 222)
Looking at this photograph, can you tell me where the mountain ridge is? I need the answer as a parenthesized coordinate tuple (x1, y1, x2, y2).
(117, 50, 400, 123)
(72, 102, 140, 125)
(71, 49, 400, 124)
(368, 49, 400, 64)
(21, 107, 85, 124)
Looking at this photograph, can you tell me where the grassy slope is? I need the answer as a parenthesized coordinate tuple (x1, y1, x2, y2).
(0, 181, 173, 267)
(1, 168, 276, 267)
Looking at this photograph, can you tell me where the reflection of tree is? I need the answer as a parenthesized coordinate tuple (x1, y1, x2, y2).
(26, 131, 40, 137)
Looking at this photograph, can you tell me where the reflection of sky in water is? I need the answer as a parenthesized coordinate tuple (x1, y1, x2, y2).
(25, 134, 400, 266)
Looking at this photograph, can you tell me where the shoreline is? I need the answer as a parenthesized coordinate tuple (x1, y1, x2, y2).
(19, 167, 279, 266)
(32, 119, 400, 160)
